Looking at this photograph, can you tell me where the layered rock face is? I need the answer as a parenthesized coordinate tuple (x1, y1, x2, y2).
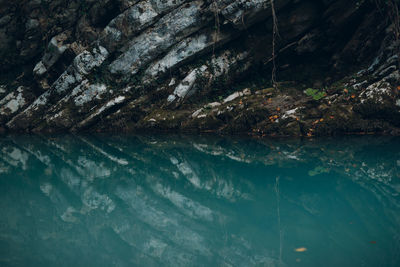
(0, 0, 399, 135)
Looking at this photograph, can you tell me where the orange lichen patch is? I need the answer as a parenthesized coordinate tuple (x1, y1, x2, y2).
(276, 107, 281, 111)
(319, 118, 324, 122)
(294, 247, 307, 252)
(351, 94, 356, 99)
(343, 88, 349, 93)
(295, 117, 299, 121)
(239, 99, 243, 105)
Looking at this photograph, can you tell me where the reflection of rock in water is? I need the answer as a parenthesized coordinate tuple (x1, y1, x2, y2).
(0, 135, 399, 266)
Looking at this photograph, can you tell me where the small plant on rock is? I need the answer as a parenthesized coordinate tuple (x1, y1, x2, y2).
(305, 88, 326, 101)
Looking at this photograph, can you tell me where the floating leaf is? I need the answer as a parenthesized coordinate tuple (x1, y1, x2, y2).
(295, 247, 307, 252)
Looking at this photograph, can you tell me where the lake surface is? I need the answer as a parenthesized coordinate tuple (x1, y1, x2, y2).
(0, 134, 399, 266)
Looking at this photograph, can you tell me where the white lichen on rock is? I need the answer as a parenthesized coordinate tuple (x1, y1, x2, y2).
(74, 83, 107, 106)
(282, 108, 298, 120)
(0, 86, 27, 115)
(75, 95, 126, 130)
(144, 31, 232, 80)
(191, 108, 204, 118)
(7, 46, 109, 130)
(73, 46, 109, 76)
(109, 1, 206, 75)
(102, 0, 188, 51)
(168, 50, 249, 103)
(168, 65, 208, 103)
(359, 71, 399, 105)
(223, 88, 251, 103)
(33, 61, 47, 76)
(33, 33, 70, 76)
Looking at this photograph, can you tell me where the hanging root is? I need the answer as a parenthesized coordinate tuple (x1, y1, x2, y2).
(270, 0, 280, 89)
(377, 0, 400, 68)
(388, 0, 400, 68)
(212, 0, 220, 56)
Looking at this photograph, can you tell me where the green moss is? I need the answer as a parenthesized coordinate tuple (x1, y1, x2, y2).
(305, 88, 326, 100)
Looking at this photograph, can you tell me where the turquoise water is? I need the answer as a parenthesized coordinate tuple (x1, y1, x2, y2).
(0, 135, 399, 267)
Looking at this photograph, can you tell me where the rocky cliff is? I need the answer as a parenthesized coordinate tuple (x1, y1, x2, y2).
(0, 0, 399, 136)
